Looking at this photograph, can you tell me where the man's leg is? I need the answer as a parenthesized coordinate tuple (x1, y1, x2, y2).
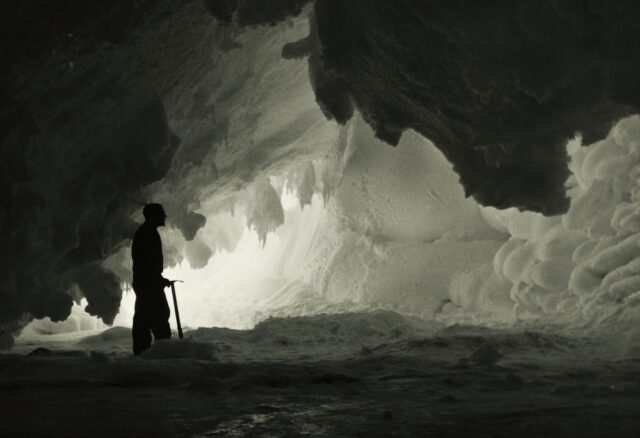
(132, 296, 152, 355)
(151, 290, 171, 340)
(151, 318, 171, 340)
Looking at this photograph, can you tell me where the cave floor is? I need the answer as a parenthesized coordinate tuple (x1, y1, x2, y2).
(1, 318, 639, 437)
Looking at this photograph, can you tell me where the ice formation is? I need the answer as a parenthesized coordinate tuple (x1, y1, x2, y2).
(3, 1, 640, 347)
(105, 114, 635, 345)
(482, 117, 640, 331)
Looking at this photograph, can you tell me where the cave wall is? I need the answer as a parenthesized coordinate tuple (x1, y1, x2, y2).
(3, 0, 640, 346)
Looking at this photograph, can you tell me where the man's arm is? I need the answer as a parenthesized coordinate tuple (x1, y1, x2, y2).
(132, 225, 168, 287)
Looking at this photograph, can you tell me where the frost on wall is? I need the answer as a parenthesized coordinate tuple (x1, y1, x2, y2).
(484, 116, 640, 330)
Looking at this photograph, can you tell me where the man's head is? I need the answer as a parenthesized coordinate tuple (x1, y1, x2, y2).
(143, 203, 167, 227)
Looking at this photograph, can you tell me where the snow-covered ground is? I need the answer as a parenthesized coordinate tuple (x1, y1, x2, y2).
(3, 311, 638, 437)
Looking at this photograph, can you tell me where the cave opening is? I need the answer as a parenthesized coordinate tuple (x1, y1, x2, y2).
(3, 1, 640, 436)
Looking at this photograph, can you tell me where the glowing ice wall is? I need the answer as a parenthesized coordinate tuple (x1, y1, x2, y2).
(299, 117, 509, 319)
(295, 115, 640, 334)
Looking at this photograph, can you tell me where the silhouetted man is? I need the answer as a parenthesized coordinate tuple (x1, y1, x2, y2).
(131, 203, 172, 355)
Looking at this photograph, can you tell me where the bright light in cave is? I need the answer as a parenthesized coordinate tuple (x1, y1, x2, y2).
(114, 187, 327, 330)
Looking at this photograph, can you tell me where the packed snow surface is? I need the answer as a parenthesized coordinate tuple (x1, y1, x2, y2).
(5, 311, 640, 437)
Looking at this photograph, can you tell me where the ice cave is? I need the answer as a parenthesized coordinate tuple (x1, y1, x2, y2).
(1, 1, 639, 436)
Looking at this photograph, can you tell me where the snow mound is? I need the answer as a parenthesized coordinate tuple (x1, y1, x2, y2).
(252, 310, 440, 343)
(192, 311, 442, 347)
(76, 326, 132, 351)
(183, 311, 445, 361)
(142, 339, 216, 361)
(437, 324, 578, 352)
(468, 343, 503, 366)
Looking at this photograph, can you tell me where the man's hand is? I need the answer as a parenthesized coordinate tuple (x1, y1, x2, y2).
(162, 277, 172, 288)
